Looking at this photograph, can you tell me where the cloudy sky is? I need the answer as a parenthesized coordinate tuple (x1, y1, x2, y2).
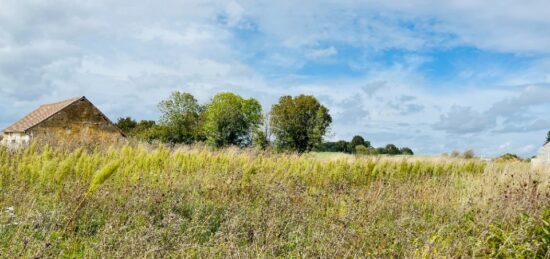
(1, 0, 549, 157)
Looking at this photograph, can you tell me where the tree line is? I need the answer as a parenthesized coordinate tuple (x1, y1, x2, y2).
(116, 91, 332, 153)
(116, 91, 413, 155)
(315, 135, 413, 155)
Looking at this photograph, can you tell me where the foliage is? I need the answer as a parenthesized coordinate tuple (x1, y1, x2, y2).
(270, 95, 332, 153)
(203, 93, 263, 148)
(350, 135, 370, 152)
(376, 147, 387, 154)
(546, 130, 550, 144)
(134, 121, 169, 143)
(335, 140, 352, 153)
(400, 147, 414, 155)
(385, 144, 400, 155)
(115, 118, 168, 143)
(0, 145, 548, 257)
(115, 117, 137, 134)
(252, 129, 269, 150)
(158, 91, 203, 144)
(316, 141, 351, 153)
(463, 149, 476, 159)
(450, 150, 461, 158)
(355, 144, 369, 155)
(495, 153, 523, 162)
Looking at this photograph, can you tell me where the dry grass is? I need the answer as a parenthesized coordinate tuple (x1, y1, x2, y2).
(0, 144, 549, 257)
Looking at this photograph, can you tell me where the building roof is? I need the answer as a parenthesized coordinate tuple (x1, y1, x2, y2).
(3, 96, 85, 133)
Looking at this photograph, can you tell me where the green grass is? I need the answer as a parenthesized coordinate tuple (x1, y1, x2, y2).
(0, 144, 549, 257)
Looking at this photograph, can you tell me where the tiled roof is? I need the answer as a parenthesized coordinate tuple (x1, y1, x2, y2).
(3, 97, 84, 133)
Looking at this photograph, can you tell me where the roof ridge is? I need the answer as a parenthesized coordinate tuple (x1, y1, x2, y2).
(42, 96, 84, 106)
(2, 96, 86, 133)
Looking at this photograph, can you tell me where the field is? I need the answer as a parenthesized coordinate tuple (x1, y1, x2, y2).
(1, 144, 549, 257)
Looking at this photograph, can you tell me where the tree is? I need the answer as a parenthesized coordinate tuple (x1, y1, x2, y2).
(158, 91, 202, 144)
(270, 95, 332, 153)
(385, 144, 400, 155)
(350, 135, 370, 152)
(450, 150, 460, 158)
(462, 149, 475, 159)
(376, 147, 387, 154)
(335, 140, 352, 153)
(400, 147, 414, 155)
(546, 130, 550, 144)
(203, 92, 263, 148)
(130, 120, 169, 143)
(116, 117, 137, 135)
(253, 129, 269, 150)
(366, 147, 379, 155)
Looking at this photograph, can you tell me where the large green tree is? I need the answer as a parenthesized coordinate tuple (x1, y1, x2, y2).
(270, 95, 332, 153)
(158, 92, 202, 144)
(203, 92, 263, 147)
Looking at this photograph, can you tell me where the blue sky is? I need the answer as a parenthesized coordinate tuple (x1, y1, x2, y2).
(0, 0, 549, 157)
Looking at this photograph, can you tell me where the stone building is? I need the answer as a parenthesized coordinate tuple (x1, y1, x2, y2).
(1, 96, 124, 149)
(532, 142, 550, 167)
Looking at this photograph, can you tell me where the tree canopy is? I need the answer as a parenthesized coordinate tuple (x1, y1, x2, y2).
(270, 95, 332, 153)
(203, 92, 263, 148)
(116, 117, 137, 134)
(350, 135, 371, 152)
(158, 91, 202, 144)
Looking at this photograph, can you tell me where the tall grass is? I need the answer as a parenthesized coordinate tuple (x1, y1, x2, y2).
(0, 144, 549, 257)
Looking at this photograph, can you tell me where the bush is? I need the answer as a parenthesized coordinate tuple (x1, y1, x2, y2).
(400, 147, 414, 155)
(355, 145, 369, 155)
(463, 149, 475, 159)
(495, 153, 523, 162)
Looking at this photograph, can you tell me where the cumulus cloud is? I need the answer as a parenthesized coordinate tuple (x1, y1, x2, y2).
(433, 85, 550, 135)
(433, 106, 495, 134)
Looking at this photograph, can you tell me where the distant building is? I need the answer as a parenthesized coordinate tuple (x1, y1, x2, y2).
(532, 142, 550, 167)
(1, 96, 124, 149)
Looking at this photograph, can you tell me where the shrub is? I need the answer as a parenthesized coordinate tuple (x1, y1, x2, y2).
(494, 153, 523, 162)
(355, 145, 369, 155)
(462, 149, 475, 159)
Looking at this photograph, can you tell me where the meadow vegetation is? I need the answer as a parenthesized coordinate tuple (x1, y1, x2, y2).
(1, 143, 549, 257)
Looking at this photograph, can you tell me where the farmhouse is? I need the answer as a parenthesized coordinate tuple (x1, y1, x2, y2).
(0, 96, 124, 149)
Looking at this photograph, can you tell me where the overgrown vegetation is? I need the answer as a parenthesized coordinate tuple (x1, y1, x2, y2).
(1, 144, 549, 257)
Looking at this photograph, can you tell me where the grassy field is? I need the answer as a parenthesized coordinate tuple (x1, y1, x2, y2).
(1, 144, 549, 257)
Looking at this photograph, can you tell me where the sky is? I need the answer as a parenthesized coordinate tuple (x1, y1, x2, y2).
(1, 0, 549, 157)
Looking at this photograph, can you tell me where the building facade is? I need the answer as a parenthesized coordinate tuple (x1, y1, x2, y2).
(1, 96, 125, 149)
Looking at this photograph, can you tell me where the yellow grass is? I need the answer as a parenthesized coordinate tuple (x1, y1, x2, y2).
(0, 144, 549, 257)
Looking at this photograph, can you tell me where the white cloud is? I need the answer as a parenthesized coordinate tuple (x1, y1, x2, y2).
(305, 46, 338, 59)
(0, 0, 548, 157)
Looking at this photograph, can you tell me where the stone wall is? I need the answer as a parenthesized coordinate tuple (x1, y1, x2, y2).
(532, 143, 550, 167)
(28, 99, 124, 147)
(1, 132, 31, 149)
